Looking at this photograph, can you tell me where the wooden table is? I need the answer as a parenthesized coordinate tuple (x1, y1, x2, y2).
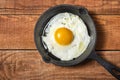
(0, 0, 120, 80)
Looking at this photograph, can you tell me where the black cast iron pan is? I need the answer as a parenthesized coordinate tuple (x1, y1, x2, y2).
(34, 4, 120, 79)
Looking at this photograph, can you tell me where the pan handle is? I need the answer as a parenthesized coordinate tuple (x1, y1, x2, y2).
(88, 51, 120, 79)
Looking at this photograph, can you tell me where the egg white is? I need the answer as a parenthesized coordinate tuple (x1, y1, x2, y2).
(42, 12, 90, 61)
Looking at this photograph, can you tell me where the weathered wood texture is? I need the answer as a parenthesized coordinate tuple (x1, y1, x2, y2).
(0, 0, 120, 80)
(0, 0, 120, 14)
(0, 51, 119, 80)
(0, 15, 120, 50)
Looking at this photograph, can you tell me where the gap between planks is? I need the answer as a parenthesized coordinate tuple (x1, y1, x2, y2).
(0, 12, 120, 15)
(0, 49, 120, 52)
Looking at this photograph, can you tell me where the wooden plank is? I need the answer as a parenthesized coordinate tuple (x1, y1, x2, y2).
(0, 0, 120, 14)
(94, 15, 120, 50)
(0, 15, 120, 50)
(0, 15, 37, 49)
(0, 50, 119, 80)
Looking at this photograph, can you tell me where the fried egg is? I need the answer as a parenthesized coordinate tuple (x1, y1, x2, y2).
(42, 12, 90, 61)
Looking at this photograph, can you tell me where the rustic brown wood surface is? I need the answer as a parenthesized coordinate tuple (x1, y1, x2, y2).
(0, 0, 120, 80)
(0, 51, 120, 80)
(0, 0, 120, 14)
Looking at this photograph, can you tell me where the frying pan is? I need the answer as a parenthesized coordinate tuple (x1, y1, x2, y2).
(34, 4, 120, 79)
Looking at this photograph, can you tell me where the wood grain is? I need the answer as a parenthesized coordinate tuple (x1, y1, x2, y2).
(0, 15, 37, 49)
(0, 50, 119, 80)
(0, 0, 120, 14)
(0, 0, 119, 80)
(0, 15, 120, 50)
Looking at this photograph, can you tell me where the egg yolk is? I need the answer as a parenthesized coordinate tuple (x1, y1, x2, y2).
(54, 27, 74, 46)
